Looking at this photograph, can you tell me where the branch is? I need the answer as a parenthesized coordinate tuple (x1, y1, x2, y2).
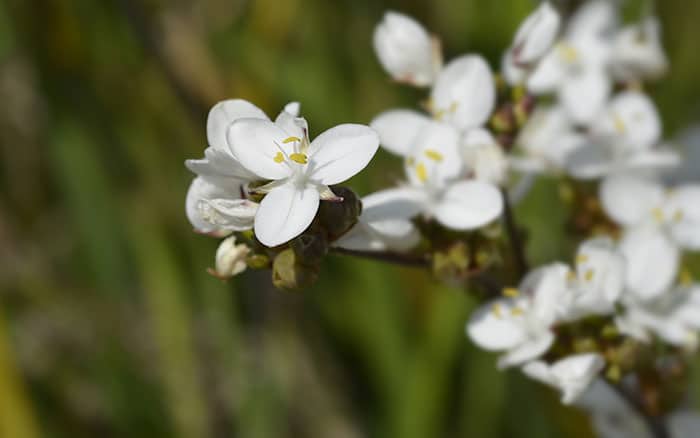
(501, 188, 529, 278)
(328, 247, 431, 268)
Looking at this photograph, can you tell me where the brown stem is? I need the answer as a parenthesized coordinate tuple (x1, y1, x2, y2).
(501, 188, 529, 278)
(328, 247, 431, 268)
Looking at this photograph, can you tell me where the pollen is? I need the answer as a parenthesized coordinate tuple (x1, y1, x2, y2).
(576, 254, 589, 265)
(424, 149, 444, 162)
(584, 269, 595, 282)
(673, 210, 684, 223)
(273, 152, 285, 163)
(612, 113, 626, 134)
(283, 136, 301, 144)
(406, 157, 415, 166)
(416, 163, 428, 183)
(557, 43, 578, 63)
(511, 307, 524, 316)
(289, 153, 308, 164)
(651, 207, 665, 223)
(502, 287, 520, 298)
(491, 303, 503, 318)
(567, 270, 577, 281)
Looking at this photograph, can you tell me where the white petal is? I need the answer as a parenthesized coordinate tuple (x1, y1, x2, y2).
(462, 128, 508, 184)
(186, 177, 246, 233)
(185, 147, 257, 180)
(524, 353, 605, 405)
(670, 412, 700, 438)
(307, 124, 379, 185)
(566, 142, 613, 179)
(373, 11, 440, 86)
(502, 51, 528, 85)
(228, 118, 295, 180)
(620, 226, 680, 301)
(430, 55, 495, 131)
(433, 180, 503, 230)
(593, 91, 661, 152)
(254, 183, 320, 247)
(510, 2, 561, 66)
(600, 174, 664, 227)
(361, 187, 426, 222)
(370, 110, 431, 156)
(207, 99, 269, 153)
(203, 198, 258, 231)
(666, 185, 700, 250)
(274, 105, 307, 141)
(560, 69, 611, 125)
(214, 236, 250, 278)
(467, 299, 529, 351)
(623, 147, 681, 173)
(574, 237, 625, 311)
(523, 263, 571, 324)
(566, 0, 618, 41)
(497, 332, 555, 369)
(611, 17, 668, 82)
(333, 223, 388, 252)
(526, 48, 566, 94)
(404, 121, 462, 188)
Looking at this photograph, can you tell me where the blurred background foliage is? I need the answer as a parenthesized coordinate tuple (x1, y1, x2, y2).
(1, 0, 699, 437)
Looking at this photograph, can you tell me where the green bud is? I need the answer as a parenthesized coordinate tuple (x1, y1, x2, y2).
(432, 242, 471, 284)
(489, 105, 516, 134)
(318, 186, 362, 239)
(246, 254, 271, 269)
(291, 231, 328, 267)
(272, 248, 319, 292)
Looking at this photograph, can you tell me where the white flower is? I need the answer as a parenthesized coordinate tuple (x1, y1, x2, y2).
(508, 1, 561, 66)
(401, 121, 504, 230)
(511, 105, 586, 173)
(228, 117, 379, 247)
(333, 188, 422, 252)
(611, 17, 668, 82)
(522, 353, 605, 405)
(430, 55, 496, 131)
(369, 109, 431, 156)
(616, 284, 700, 349)
(186, 176, 258, 235)
(373, 11, 442, 87)
(461, 128, 508, 185)
(209, 236, 250, 279)
(564, 237, 626, 319)
(467, 263, 570, 368)
(567, 91, 680, 179)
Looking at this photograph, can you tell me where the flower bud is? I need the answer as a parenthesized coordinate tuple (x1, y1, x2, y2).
(510, 2, 561, 66)
(208, 236, 250, 279)
(246, 254, 271, 269)
(373, 11, 441, 87)
(272, 248, 320, 292)
(318, 186, 362, 239)
(291, 231, 328, 267)
(432, 241, 471, 284)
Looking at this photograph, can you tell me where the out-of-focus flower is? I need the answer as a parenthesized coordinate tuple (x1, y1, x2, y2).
(373, 11, 442, 87)
(467, 264, 570, 368)
(461, 128, 509, 185)
(209, 236, 251, 279)
(334, 188, 422, 252)
(228, 117, 379, 247)
(611, 17, 668, 82)
(522, 353, 605, 404)
(508, 2, 561, 66)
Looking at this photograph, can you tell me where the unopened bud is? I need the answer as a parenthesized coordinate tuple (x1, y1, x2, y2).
(432, 241, 471, 284)
(246, 254, 271, 269)
(272, 248, 319, 292)
(318, 186, 362, 239)
(490, 104, 516, 134)
(291, 231, 328, 267)
(208, 236, 250, 279)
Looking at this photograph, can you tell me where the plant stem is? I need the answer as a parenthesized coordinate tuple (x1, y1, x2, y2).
(501, 188, 529, 278)
(328, 247, 431, 268)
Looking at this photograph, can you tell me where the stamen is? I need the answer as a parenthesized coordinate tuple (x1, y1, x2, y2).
(491, 303, 502, 318)
(576, 254, 589, 265)
(567, 270, 577, 281)
(651, 207, 665, 223)
(502, 287, 520, 298)
(448, 101, 458, 114)
(283, 136, 301, 144)
(289, 153, 308, 164)
(680, 269, 694, 287)
(424, 149, 444, 162)
(273, 152, 285, 163)
(584, 269, 595, 282)
(416, 163, 428, 183)
(557, 43, 578, 63)
(673, 210, 684, 223)
(406, 157, 415, 166)
(511, 307, 524, 316)
(612, 113, 626, 134)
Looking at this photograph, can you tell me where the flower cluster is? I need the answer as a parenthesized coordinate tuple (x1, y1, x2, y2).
(185, 1, 700, 434)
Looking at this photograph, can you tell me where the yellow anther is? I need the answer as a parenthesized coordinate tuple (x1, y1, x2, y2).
(289, 153, 308, 164)
(283, 136, 301, 144)
(567, 270, 577, 281)
(273, 152, 285, 163)
(612, 113, 626, 134)
(651, 207, 665, 223)
(576, 254, 589, 265)
(491, 303, 503, 318)
(680, 269, 694, 287)
(511, 307, 524, 316)
(434, 109, 446, 120)
(424, 149, 444, 162)
(448, 101, 458, 114)
(502, 287, 520, 298)
(416, 163, 428, 183)
(673, 210, 684, 223)
(557, 43, 579, 63)
(584, 269, 595, 282)
(406, 157, 415, 166)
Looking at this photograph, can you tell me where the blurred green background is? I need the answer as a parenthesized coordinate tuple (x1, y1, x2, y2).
(1, 0, 699, 437)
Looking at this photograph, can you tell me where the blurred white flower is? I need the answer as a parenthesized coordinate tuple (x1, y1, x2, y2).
(522, 353, 605, 404)
(467, 263, 570, 368)
(228, 117, 378, 247)
(209, 236, 250, 279)
(373, 11, 442, 87)
(508, 1, 561, 66)
(611, 17, 668, 82)
(461, 128, 509, 185)
(333, 188, 422, 252)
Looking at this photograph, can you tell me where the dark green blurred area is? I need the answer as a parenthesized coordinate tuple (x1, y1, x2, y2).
(1, 1, 699, 437)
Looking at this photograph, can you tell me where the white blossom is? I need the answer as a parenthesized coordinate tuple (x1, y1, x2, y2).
(508, 1, 561, 66)
(611, 17, 668, 82)
(461, 128, 509, 185)
(373, 11, 442, 87)
(185, 176, 257, 235)
(522, 353, 605, 404)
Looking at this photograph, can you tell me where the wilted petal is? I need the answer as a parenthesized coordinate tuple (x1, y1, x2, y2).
(433, 180, 503, 230)
(254, 183, 320, 247)
(600, 174, 664, 227)
(229, 118, 295, 180)
(431, 55, 495, 131)
(370, 110, 431, 156)
(203, 198, 258, 231)
(213, 236, 250, 278)
(207, 99, 269, 153)
(308, 124, 379, 185)
(620, 226, 680, 301)
(373, 11, 440, 86)
(186, 177, 246, 234)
